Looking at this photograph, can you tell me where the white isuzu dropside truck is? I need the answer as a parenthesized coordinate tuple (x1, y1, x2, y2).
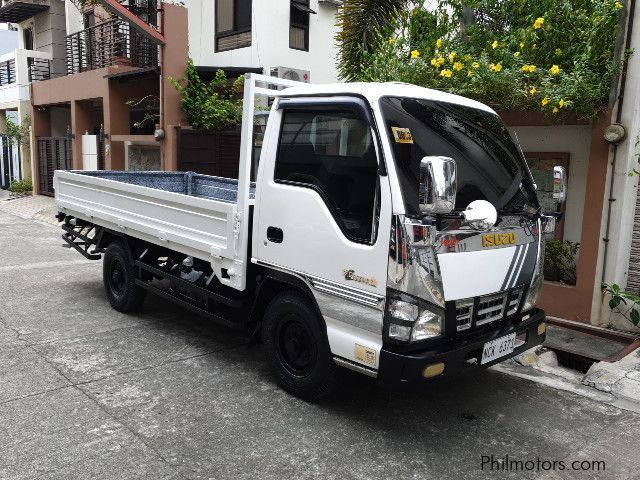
(54, 75, 566, 399)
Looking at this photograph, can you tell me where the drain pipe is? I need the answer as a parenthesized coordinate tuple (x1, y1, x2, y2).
(601, 0, 636, 285)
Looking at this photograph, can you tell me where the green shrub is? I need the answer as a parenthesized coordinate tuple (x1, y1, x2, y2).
(544, 239, 579, 284)
(9, 178, 33, 195)
(349, 0, 626, 118)
(602, 283, 640, 328)
(171, 59, 245, 131)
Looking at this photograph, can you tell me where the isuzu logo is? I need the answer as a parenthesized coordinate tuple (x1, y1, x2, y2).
(482, 233, 517, 248)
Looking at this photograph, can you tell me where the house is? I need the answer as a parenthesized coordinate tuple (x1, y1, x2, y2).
(0, 0, 64, 189)
(16, 0, 341, 196)
(186, 0, 341, 84)
(28, 0, 187, 195)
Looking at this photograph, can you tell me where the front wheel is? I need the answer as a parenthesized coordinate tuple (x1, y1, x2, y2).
(103, 240, 146, 312)
(261, 292, 336, 400)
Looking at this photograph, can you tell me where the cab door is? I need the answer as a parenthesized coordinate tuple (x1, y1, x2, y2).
(253, 97, 392, 369)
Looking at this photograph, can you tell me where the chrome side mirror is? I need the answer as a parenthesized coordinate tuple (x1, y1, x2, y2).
(419, 156, 457, 214)
(553, 166, 567, 203)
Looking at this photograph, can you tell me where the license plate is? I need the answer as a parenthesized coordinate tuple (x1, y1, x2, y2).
(481, 333, 517, 365)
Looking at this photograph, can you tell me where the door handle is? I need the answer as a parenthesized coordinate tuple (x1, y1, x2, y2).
(267, 226, 283, 243)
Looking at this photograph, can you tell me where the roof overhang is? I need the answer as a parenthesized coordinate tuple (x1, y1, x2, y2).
(196, 66, 263, 81)
(105, 66, 160, 81)
(99, 0, 165, 45)
(0, 1, 49, 23)
(292, 1, 317, 14)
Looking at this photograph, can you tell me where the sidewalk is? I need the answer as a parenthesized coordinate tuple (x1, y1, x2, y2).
(495, 335, 640, 414)
(0, 191, 59, 227)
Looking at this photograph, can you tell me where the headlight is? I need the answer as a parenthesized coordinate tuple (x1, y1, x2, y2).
(385, 294, 443, 343)
(412, 309, 442, 341)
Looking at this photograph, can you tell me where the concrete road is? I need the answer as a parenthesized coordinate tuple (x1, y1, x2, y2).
(1, 209, 640, 480)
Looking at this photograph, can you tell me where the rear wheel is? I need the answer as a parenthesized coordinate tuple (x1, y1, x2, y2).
(103, 240, 146, 312)
(262, 292, 336, 400)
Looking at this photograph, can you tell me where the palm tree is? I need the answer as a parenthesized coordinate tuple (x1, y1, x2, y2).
(336, 0, 409, 81)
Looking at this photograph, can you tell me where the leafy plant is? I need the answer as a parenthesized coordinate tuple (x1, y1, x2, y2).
(171, 59, 245, 131)
(9, 178, 33, 195)
(602, 283, 640, 327)
(126, 95, 160, 130)
(5, 115, 31, 149)
(336, 0, 409, 81)
(343, 0, 627, 118)
(544, 239, 579, 284)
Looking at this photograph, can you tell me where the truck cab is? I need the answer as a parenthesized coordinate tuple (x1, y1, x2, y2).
(252, 82, 556, 389)
(55, 77, 564, 399)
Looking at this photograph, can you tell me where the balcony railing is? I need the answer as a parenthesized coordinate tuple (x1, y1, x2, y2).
(0, 50, 51, 87)
(28, 57, 51, 82)
(66, 17, 159, 75)
(0, 58, 16, 86)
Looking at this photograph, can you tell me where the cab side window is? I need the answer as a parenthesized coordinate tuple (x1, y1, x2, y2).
(275, 109, 380, 244)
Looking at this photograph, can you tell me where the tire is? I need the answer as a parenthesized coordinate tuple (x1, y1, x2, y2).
(103, 240, 146, 312)
(261, 291, 337, 400)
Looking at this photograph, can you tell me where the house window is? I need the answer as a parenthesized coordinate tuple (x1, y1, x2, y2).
(290, 0, 316, 51)
(23, 27, 33, 50)
(215, 0, 252, 52)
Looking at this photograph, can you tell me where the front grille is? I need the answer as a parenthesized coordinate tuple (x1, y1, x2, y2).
(476, 293, 508, 326)
(455, 286, 524, 332)
(506, 289, 524, 316)
(455, 300, 473, 331)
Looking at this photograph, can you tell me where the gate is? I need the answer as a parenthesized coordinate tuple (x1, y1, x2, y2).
(37, 137, 72, 196)
(177, 128, 242, 178)
(0, 135, 21, 190)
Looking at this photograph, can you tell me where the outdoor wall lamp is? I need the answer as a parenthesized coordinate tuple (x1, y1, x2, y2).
(604, 123, 627, 144)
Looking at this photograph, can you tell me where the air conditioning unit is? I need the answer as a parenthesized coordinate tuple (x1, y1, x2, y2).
(318, 0, 342, 6)
(270, 67, 310, 83)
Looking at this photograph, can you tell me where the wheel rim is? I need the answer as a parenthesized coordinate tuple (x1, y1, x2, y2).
(109, 258, 127, 297)
(276, 315, 317, 377)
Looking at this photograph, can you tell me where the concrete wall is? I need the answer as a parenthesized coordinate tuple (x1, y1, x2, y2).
(0, 28, 18, 55)
(186, 0, 340, 83)
(596, 0, 640, 330)
(510, 125, 592, 245)
(64, 0, 83, 35)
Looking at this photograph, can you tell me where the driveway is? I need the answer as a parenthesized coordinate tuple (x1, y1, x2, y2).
(1, 208, 640, 479)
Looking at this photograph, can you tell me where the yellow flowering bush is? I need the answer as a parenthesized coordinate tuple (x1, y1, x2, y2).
(353, 0, 626, 118)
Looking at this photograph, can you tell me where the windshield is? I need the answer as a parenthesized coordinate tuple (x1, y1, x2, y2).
(379, 96, 539, 218)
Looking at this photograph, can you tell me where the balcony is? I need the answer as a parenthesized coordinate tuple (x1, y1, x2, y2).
(0, 49, 51, 106)
(0, 0, 49, 23)
(66, 17, 159, 75)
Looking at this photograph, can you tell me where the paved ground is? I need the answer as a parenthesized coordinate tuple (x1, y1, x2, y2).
(2, 205, 640, 479)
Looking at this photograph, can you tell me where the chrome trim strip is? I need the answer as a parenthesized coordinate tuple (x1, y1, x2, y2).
(255, 260, 385, 310)
(333, 356, 378, 377)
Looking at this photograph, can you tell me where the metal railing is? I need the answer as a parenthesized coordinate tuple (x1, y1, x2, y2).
(0, 58, 16, 86)
(65, 17, 158, 75)
(27, 57, 51, 82)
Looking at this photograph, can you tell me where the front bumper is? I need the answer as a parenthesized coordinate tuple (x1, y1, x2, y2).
(377, 308, 546, 388)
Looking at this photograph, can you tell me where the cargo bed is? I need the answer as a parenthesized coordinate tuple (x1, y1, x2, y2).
(54, 170, 256, 290)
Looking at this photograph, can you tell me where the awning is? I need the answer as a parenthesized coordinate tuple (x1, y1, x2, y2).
(0, 1, 49, 23)
(104, 66, 160, 81)
(292, 1, 317, 14)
